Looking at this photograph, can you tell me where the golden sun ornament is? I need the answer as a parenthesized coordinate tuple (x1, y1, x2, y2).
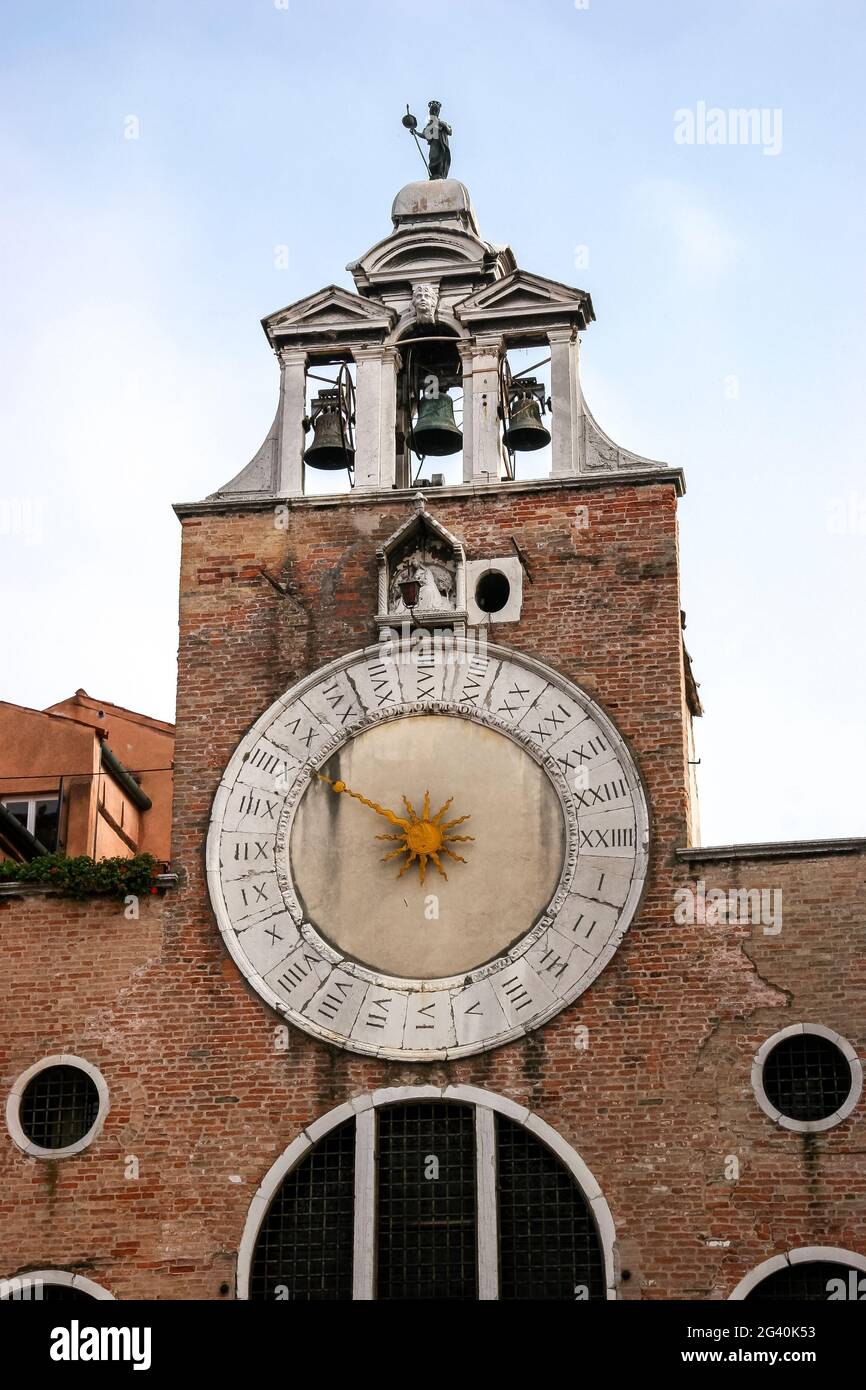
(316, 774, 474, 885)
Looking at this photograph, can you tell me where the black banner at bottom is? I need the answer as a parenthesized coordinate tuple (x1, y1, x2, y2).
(1, 1297, 863, 1377)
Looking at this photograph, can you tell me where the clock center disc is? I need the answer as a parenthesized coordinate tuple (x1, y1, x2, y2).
(289, 714, 565, 980)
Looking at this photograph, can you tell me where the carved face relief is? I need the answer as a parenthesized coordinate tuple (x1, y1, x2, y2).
(411, 283, 439, 325)
(207, 641, 649, 1060)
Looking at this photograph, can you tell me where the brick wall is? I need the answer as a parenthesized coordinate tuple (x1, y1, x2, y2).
(2, 478, 863, 1299)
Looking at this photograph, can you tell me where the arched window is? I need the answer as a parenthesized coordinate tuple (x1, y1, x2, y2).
(241, 1088, 614, 1301)
(729, 1249, 866, 1301)
(0, 1271, 114, 1301)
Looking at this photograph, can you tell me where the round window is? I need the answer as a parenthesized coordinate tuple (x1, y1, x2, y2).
(475, 570, 510, 614)
(21, 1065, 99, 1149)
(753, 1026, 861, 1131)
(7, 1057, 108, 1157)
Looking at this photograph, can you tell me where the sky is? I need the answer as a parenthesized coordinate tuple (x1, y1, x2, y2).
(0, 0, 864, 846)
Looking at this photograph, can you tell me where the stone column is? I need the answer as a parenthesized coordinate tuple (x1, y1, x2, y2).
(462, 338, 504, 483)
(353, 346, 399, 490)
(548, 326, 583, 477)
(276, 347, 308, 496)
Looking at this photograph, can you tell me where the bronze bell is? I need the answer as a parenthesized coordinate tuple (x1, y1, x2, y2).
(411, 393, 463, 457)
(503, 392, 551, 453)
(303, 404, 355, 471)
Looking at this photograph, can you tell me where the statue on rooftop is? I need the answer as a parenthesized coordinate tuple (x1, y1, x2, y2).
(402, 101, 452, 180)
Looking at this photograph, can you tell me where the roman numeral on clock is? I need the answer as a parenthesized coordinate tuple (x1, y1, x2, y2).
(497, 683, 531, 717)
(277, 953, 323, 990)
(237, 791, 277, 821)
(575, 778, 628, 808)
(317, 981, 353, 1020)
(558, 733, 608, 773)
(500, 974, 533, 1011)
(416, 662, 437, 698)
(458, 658, 488, 707)
(579, 826, 634, 849)
(280, 717, 318, 750)
(365, 998, 391, 1030)
(367, 663, 395, 707)
(415, 1001, 436, 1030)
(538, 949, 568, 979)
(322, 681, 359, 725)
(233, 841, 268, 861)
(248, 747, 292, 776)
(239, 882, 269, 906)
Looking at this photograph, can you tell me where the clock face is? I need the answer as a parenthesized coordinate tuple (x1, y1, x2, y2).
(207, 641, 649, 1060)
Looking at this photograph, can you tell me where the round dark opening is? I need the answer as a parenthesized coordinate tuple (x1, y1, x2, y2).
(745, 1261, 861, 1301)
(762, 1034, 852, 1123)
(20, 1064, 99, 1150)
(475, 570, 510, 614)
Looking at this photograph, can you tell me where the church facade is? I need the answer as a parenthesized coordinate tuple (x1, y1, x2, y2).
(2, 174, 864, 1302)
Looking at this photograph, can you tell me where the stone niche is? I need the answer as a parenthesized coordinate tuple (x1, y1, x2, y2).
(376, 498, 466, 634)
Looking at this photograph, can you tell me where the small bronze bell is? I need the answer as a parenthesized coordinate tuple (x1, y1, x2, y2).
(503, 388, 551, 453)
(411, 393, 463, 457)
(303, 396, 355, 471)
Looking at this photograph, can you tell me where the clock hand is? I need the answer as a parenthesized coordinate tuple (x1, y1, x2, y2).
(316, 773, 409, 830)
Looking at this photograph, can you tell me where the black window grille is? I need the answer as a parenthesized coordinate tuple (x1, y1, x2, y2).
(249, 1117, 355, 1301)
(762, 1034, 852, 1122)
(745, 1262, 861, 1300)
(249, 1102, 606, 1301)
(377, 1102, 477, 1300)
(496, 1113, 605, 1300)
(20, 1065, 99, 1150)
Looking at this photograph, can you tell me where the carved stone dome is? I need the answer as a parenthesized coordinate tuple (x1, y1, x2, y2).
(391, 179, 478, 232)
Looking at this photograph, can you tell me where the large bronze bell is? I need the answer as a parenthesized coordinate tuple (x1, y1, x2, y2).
(411, 393, 463, 457)
(503, 392, 551, 453)
(303, 403, 355, 471)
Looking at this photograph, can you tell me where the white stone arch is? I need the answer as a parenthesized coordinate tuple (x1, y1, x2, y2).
(388, 307, 469, 348)
(729, 1247, 866, 1300)
(6, 1054, 110, 1158)
(1, 1269, 115, 1300)
(751, 1023, 862, 1133)
(236, 1084, 618, 1301)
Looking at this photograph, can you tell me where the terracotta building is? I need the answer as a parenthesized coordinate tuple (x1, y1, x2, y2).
(0, 691, 173, 865)
(1, 173, 863, 1305)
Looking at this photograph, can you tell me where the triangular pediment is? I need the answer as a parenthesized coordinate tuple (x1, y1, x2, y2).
(377, 498, 464, 561)
(263, 284, 395, 346)
(455, 270, 594, 329)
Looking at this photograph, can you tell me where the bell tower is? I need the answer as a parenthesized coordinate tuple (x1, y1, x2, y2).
(5, 103, 865, 1314)
(208, 175, 670, 503)
(168, 132, 708, 1298)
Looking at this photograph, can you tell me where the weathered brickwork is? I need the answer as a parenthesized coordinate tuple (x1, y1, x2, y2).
(1, 478, 863, 1299)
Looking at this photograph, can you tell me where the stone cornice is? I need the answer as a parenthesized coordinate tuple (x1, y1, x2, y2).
(174, 467, 686, 519)
(676, 838, 866, 862)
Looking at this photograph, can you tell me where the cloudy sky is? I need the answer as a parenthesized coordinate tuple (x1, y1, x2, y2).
(1, 0, 864, 845)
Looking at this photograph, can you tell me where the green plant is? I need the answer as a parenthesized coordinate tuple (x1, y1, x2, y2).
(0, 853, 159, 899)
